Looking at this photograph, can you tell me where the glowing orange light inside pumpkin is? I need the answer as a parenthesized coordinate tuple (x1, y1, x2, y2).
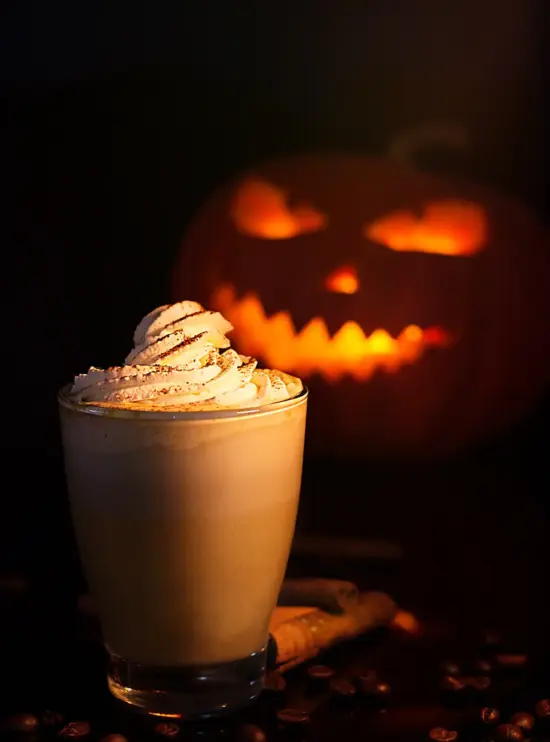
(230, 178, 327, 239)
(365, 200, 487, 255)
(213, 284, 450, 382)
(324, 265, 359, 294)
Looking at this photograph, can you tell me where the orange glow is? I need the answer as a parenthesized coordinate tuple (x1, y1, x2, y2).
(212, 284, 450, 382)
(230, 177, 327, 239)
(107, 677, 182, 717)
(324, 265, 359, 294)
(365, 200, 487, 255)
(391, 610, 422, 635)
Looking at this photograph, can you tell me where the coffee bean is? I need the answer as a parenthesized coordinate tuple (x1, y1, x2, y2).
(58, 722, 91, 738)
(329, 678, 357, 702)
(480, 707, 500, 725)
(154, 722, 179, 737)
(264, 672, 286, 693)
(482, 629, 502, 647)
(465, 675, 491, 691)
(440, 661, 461, 676)
(276, 708, 310, 726)
(428, 727, 458, 741)
(42, 711, 64, 727)
(360, 669, 377, 681)
(307, 664, 335, 684)
(100, 735, 128, 742)
(493, 723, 524, 741)
(4, 714, 40, 733)
(495, 654, 528, 669)
(356, 670, 378, 695)
(535, 699, 550, 718)
(375, 682, 392, 698)
(441, 676, 467, 692)
(473, 659, 493, 674)
(509, 713, 535, 733)
(237, 723, 267, 742)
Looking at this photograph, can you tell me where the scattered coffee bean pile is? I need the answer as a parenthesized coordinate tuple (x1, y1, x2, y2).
(1, 626, 548, 741)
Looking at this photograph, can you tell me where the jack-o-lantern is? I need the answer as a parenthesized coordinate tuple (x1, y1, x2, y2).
(173, 154, 550, 460)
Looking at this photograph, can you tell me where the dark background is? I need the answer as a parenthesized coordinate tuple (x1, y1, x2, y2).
(2, 1, 550, 633)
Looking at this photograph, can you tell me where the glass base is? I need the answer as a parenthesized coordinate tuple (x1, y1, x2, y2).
(106, 647, 266, 719)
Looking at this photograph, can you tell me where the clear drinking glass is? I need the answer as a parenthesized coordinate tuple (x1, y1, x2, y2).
(58, 386, 307, 718)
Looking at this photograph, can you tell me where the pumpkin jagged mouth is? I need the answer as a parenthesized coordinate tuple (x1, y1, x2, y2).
(212, 284, 451, 382)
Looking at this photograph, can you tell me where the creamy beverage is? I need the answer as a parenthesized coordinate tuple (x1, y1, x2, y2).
(58, 300, 307, 717)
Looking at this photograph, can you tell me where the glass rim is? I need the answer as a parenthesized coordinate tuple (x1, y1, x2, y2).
(57, 383, 308, 421)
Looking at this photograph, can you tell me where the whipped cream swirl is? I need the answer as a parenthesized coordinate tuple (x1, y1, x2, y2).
(69, 301, 303, 409)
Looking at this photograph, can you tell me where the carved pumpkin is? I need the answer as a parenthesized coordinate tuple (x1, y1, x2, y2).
(173, 154, 549, 460)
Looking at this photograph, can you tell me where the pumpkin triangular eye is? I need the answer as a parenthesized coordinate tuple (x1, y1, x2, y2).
(230, 177, 327, 239)
(364, 200, 487, 255)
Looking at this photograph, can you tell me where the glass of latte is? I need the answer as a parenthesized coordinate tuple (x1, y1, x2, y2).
(58, 300, 307, 718)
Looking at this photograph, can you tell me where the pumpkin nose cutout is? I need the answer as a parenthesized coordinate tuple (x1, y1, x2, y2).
(324, 265, 359, 294)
